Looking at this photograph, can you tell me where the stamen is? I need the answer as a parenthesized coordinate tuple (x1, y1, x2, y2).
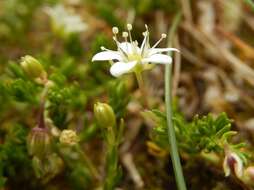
(112, 27, 121, 51)
(151, 33, 167, 49)
(122, 32, 128, 38)
(122, 32, 129, 53)
(113, 37, 129, 59)
(161, 33, 167, 38)
(127, 23, 132, 31)
(141, 30, 149, 56)
(112, 27, 119, 34)
(113, 36, 119, 44)
(113, 36, 121, 49)
(100, 46, 114, 52)
(126, 23, 133, 43)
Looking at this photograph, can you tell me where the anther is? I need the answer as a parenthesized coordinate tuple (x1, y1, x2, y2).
(142, 31, 148, 36)
(122, 32, 128, 38)
(112, 27, 119, 34)
(161, 33, 167, 38)
(101, 46, 106, 50)
(151, 33, 167, 49)
(127, 23, 132, 31)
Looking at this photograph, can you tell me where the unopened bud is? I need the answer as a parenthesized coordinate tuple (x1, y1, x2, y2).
(94, 102, 116, 128)
(223, 152, 243, 179)
(21, 55, 46, 79)
(59, 129, 79, 146)
(27, 127, 51, 158)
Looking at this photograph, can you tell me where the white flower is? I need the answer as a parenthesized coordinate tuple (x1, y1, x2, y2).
(92, 24, 179, 77)
(45, 4, 87, 37)
(223, 151, 244, 179)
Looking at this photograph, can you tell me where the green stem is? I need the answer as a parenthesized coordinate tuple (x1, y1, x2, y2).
(165, 11, 186, 190)
(77, 147, 100, 180)
(103, 123, 123, 190)
(104, 145, 118, 190)
(135, 72, 148, 108)
(165, 63, 186, 190)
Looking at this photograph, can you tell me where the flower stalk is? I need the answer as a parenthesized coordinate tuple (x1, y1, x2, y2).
(135, 71, 148, 107)
(165, 12, 186, 190)
(94, 103, 124, 190)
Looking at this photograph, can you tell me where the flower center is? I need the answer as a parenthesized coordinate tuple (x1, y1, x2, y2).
(128, 53, 142, 62)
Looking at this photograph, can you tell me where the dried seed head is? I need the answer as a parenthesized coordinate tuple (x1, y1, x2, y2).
(27, 127, 51, 158)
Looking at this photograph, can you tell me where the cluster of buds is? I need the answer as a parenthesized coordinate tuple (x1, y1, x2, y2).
(59, 129, 79, 146)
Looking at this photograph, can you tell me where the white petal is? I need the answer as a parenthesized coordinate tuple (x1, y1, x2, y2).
(110, 61, 137, 77)
(142, 54, 172, 64)
(119, 42, 141, 54)
(148, 48, 179, 56)
(232, 153, 243, 178)
(92, 51, 123, 62)
(119, 42, 133, 54)
(223, 156, 231, 177)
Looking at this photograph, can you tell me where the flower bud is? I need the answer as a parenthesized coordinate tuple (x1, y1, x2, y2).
(223, 151, 243, 179)
(94, 102, 116, 128)
(59, 129, 79, 146)
(20, 55, 46, 79)
(27, 127, 51, 158)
